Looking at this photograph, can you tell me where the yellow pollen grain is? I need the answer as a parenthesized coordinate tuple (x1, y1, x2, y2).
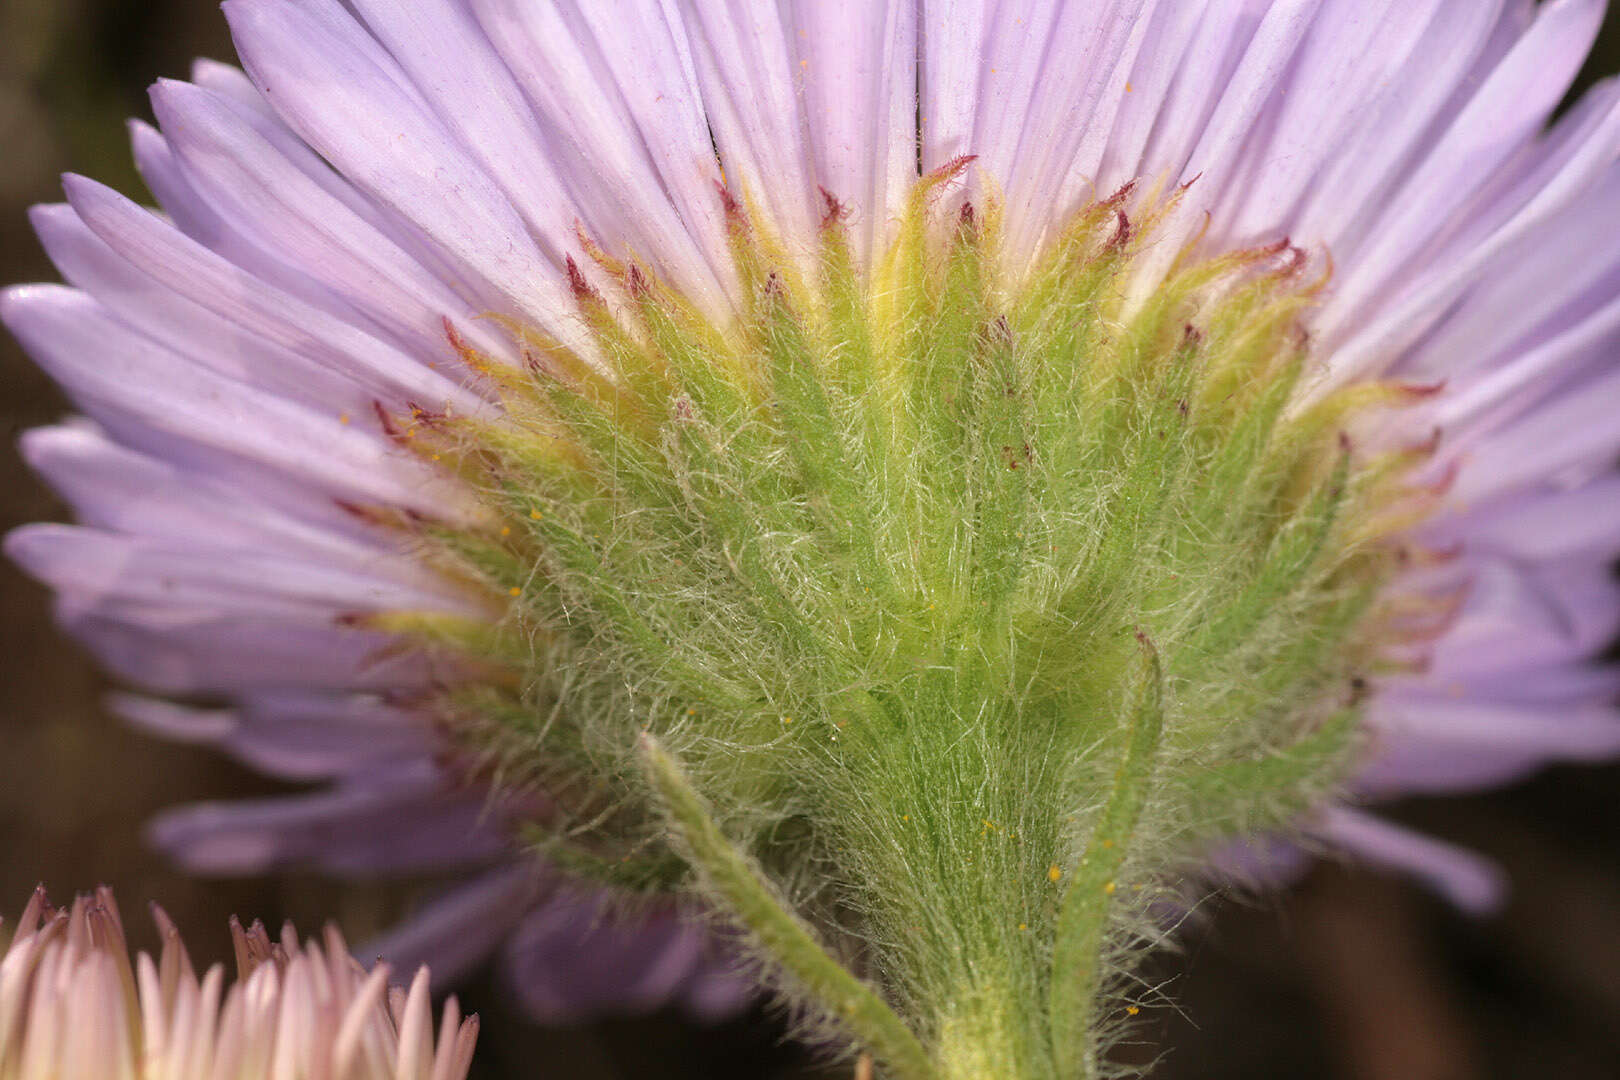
(499, 526, 511, 537)
(781, 715, 793, 725)
(902, 814, 911, 822)
(1018, 922, 1028, 931)
(530, 509, 543, 520)
(1126, 1006, 1140, 1016)
(1103, 881, 1117, 896)
(687, 708, 696, 716)
(1048, 865, 1063, 883)
(508, 586, 521, 597)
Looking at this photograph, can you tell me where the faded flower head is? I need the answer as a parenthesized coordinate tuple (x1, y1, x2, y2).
(5, 0, 1620, 1074)
(0, 886, 478, 1080)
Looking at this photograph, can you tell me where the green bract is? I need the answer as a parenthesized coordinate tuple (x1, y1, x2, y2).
(375, 165, 1435, 1079)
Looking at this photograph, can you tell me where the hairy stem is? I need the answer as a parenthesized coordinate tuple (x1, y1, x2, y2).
(640, 736, 937, 1080)
(1049, 634, 1165, 1080)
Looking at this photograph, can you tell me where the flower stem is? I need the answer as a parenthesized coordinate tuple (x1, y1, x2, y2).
(639, 735, 938, 1080)
(1048, 633, 1165, 1080)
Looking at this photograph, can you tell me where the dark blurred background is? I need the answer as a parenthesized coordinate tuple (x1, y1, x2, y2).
(2, 4, 1618, 1078)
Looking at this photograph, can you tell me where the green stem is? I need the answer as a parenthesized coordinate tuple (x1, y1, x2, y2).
(639, 736, 937, 1080)
(1048, 634, 1166, 1080)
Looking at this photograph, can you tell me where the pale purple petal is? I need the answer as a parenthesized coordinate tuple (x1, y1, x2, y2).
(1313, 807, 1508, 914)
(360, 866, 541, 989)
(30, 203, 377, 414)
(498, 891, 745, 1023)
(19, 424, 402, 563)
(467, 0, 736, 310)
(1427, 558, 1620, 678)
(111, 692, 436, 782)
(4, 525, 467, 623)
(1399, 166, 1620, 390)
(147, 768, 512, 876)
(149, 77, 515, 365)
(1444, 363, 1620, 510)
(1329, 0, 1606, 317)
(221, 0, 586, 350)
(1360, 695, 1620, 796)
(562, 1, 739, 302)
(1211, 0, 1452, 248)
(787, 0, 918, 266)
(677, 3, 819, 258)
(1425, 476, 1620, 563)
(919, 0, 994, 170)
(1283, 1, 1507, 260)
(65, 614, 432, 696)
(972, 0, 1153, 262)
(1089, 0, 1209, 195)
(331, 0, 597, 263)
(1155, 0, 1325, 259)
(1, 283, 478, 520)
(60, 173, 503, 411)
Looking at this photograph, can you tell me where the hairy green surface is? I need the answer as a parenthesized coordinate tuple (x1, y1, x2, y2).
(381, 166, 1431, 1078)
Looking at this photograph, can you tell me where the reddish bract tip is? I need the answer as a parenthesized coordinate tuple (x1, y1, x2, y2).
(1408, 426, 1443, 459)
(564, 255, 602, 306)
(1249, 236, 1293, 262)
(1269, 241, 1306, 278)
(818, 186, 850, 229)
(1421, 540, 1466, 565)
(715, 181, 748, 233)
(441, 316, 466, 351)
(1103, 179, 1137, 208)
(372, 400, 402, 440)
(1394, 379, 1447, 400)
(334, 499, 384, 525)
(626, 262, 652, 300)
(930, 154, 978, 186)
(407, 401, 446, 426)
(987, 313, 1014, 349)
(1107, 208, 1132, 250)
(958, 200, 978, 235)
(762, 271, 790, 308)
(1413, 459, 1461, 499)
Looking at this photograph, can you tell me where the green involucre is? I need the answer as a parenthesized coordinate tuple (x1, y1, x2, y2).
(381, 170, 1431, 1077)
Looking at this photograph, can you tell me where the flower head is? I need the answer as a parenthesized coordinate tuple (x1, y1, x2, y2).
(0, 886, 477, 1080)
(5, 0, 1619, 1072)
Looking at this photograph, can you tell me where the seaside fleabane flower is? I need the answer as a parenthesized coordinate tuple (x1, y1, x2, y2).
(6, 0, 1620, 1076)
(0, 886, 479, 1080)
